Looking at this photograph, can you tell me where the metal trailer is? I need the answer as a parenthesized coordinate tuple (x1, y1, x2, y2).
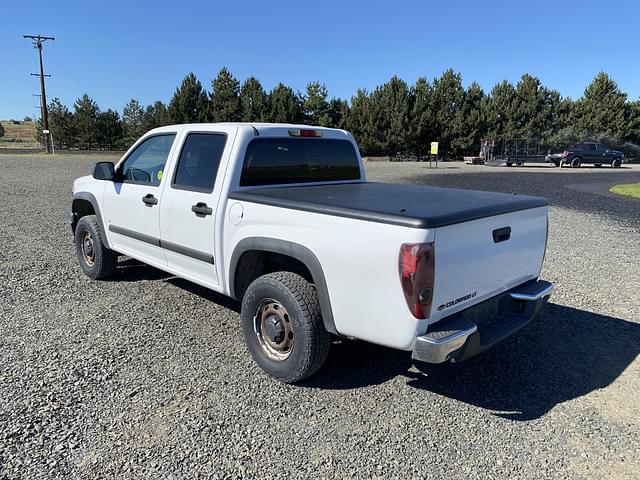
(494, 138, 555, 167)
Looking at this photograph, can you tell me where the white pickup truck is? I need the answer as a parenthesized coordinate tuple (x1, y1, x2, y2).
(70, 123, 554, 383)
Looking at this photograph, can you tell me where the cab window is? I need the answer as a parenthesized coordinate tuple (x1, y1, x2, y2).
(172, 133, 227, 192)
(120, 134, 176, 186)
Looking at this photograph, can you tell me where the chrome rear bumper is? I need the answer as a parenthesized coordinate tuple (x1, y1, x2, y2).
(412, 280, 554, 364)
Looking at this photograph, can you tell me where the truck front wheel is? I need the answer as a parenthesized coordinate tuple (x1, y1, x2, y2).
(240, 271, 330, 383)
(74, 215, 118, 280)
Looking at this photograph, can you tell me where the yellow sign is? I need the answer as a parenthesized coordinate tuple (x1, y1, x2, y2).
(430, 142, 439, 155)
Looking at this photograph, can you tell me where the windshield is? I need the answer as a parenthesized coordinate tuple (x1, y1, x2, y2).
(240, 138, 361, 186)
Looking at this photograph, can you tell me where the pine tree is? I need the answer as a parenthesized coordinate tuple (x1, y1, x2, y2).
(511, 74, 546, 138)
(239, 77, 267, 122)
(409, 77, 433, 155)
(375, 76, 411, 155)
(47, 98, 75, 148)
(628, 100, 640, 145)
(576, 72, 628, 142)
(168, 73, 209, 124)
(346, 89, 376, 154)
(430, 69, 465, 158)
(265, 84, 302, 123)
(456, 82, 485, 155)
(327, 98, 349, 129)
(143, 101, 170, 131)
(122, 99, 145, 146)
(96, 109, 123, 149)
(485, 80, 517, 140)
(73, 94, 100, 148)
(303, 81, 330, 126)
(210, 67, 241, 122)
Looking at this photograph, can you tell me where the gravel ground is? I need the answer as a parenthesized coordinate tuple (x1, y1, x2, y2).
(1, 155, 639, 479)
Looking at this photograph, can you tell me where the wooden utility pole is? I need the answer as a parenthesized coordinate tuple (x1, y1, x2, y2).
(23, 34, 55, 153)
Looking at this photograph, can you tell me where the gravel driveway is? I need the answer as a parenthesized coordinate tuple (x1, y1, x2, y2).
(1, 155, 638, 479)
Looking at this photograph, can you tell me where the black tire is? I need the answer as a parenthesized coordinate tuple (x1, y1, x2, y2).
(241, 271, 330, 383)
(516, 160, 524, 167)
(506, 162, 513, 167)
(74, 215, 118, 280)
(552, 161, 560, 168)
(594, 164, 602, 168)
(570, 157, 581, 168)
(612, 157, 622, 168)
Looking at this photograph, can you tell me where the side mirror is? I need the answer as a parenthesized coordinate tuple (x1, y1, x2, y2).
(93, 162, 115, 180)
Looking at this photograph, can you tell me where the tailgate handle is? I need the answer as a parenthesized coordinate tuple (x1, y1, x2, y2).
(493, 226, 511, 243)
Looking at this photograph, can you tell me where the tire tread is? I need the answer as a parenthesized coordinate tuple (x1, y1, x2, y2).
(242, 271, 330, 383)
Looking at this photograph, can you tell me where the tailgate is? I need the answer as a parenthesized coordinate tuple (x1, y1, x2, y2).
(430, 206, 548, 324)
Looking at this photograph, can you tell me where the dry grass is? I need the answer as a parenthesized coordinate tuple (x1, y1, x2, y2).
(0, 121, 41, 149)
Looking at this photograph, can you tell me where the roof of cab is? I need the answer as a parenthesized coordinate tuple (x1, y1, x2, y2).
(147, 122, 350, 137)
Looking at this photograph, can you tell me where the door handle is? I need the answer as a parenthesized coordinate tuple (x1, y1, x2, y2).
(191, 202, 212, 216)
(142, 194, 158, 206)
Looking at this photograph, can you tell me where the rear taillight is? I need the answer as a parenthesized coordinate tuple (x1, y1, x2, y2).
(399, 242, 435, 319)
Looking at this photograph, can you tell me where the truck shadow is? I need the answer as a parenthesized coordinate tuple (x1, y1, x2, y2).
(304, 303, 640, 421)
(107, 258, 173, 282)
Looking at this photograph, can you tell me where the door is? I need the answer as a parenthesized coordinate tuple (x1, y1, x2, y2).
(159, 129, 233, 288)
(584, 143, 598, 163)
(103, 133, 177, 265)
(595, 143, 608, 162)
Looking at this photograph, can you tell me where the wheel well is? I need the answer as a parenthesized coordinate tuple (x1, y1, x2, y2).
(71, 199, 95, 233)
(233, 250, 313, 300)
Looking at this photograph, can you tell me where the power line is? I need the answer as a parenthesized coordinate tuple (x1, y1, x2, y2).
(23, 34, 55, 153)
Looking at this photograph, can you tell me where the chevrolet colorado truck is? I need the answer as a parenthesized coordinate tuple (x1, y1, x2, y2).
(70, 123, 554, 383)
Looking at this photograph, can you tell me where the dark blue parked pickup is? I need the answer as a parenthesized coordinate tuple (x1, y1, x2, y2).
(546, 142, 624, 168)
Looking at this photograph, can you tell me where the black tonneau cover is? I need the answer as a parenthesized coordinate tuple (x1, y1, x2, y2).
(229, 182, 548, 229)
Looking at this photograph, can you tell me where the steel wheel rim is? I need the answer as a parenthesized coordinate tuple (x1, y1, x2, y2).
(253, 298, 294, 361)
(81, 231, 96, 266)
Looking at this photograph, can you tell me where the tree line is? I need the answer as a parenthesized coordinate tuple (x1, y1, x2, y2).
(42, 68, 640, 158)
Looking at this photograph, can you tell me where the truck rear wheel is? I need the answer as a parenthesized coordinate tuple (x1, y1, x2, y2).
(74, 215, 118, 280)
(240, 271, 330, 383)
(570, 157, 581, 168)
(612, 157, 622, 168)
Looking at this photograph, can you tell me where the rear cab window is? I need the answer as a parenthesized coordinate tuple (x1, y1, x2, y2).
(240, 137, 361, 187)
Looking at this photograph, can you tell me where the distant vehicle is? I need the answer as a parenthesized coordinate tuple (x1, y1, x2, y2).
(546, 142, 624, 168)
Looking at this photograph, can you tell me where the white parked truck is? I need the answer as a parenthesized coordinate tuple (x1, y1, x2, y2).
(70, 123, 554, 383)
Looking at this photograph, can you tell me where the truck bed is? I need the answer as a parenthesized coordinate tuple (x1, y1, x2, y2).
(229, 182, 548, 229)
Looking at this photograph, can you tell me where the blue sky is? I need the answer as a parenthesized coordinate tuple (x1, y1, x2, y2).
(2, 0, 638, 120)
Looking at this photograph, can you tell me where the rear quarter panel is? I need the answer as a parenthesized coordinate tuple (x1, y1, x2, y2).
(223, 201, 432, 350)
